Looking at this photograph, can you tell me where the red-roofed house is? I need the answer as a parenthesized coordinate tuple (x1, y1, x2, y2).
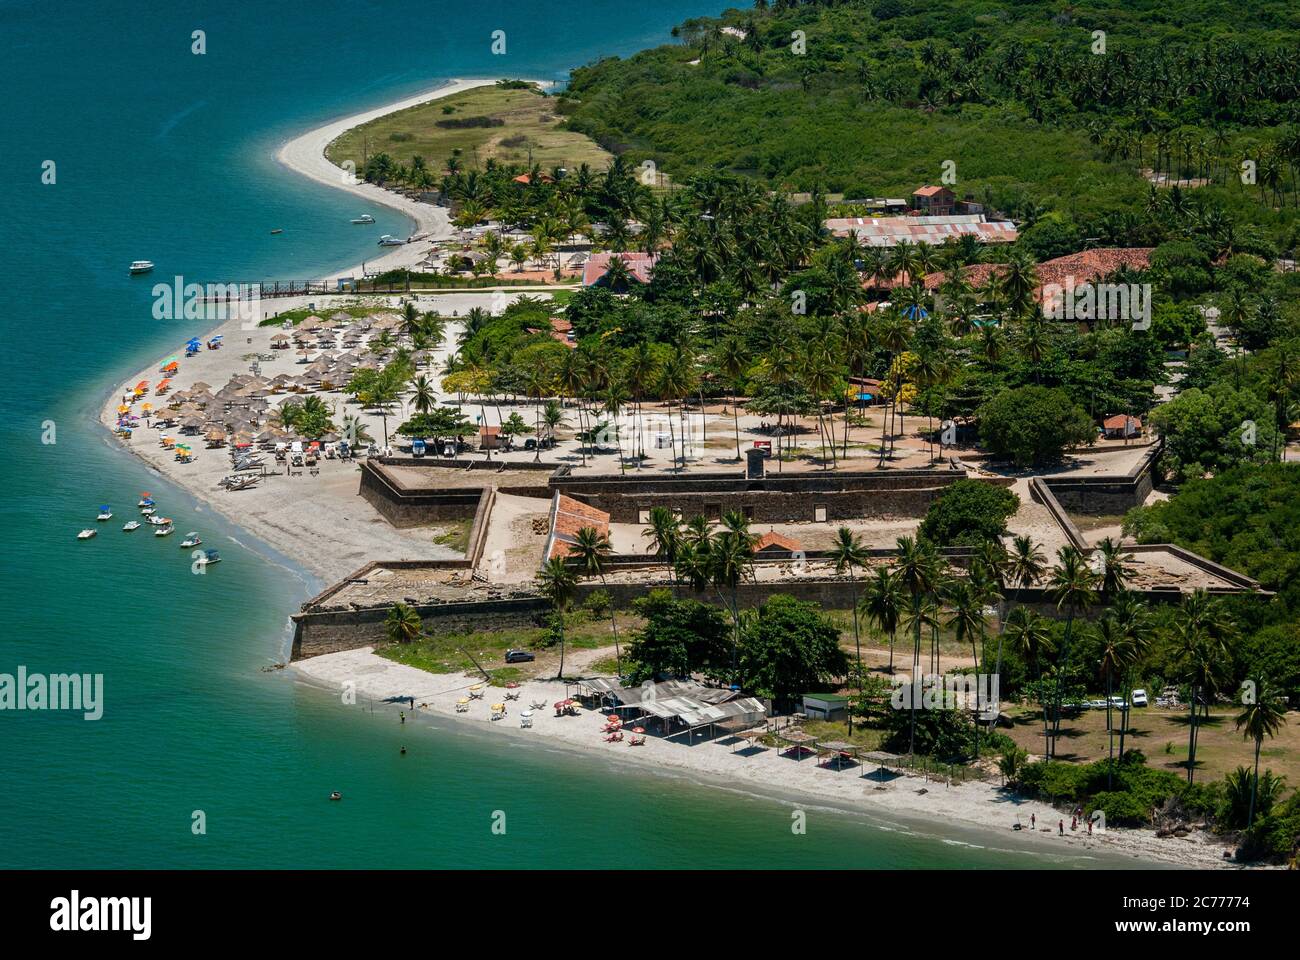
(582, 252, 658, 288)
(922, 248, 1155, 303)
(754, 531, 804, 557)
(912, 185, 956, 216)
(1101, 415, 1143, 439)
(544, 493, 612, 561)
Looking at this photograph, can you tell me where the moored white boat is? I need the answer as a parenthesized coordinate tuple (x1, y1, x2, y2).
(122, 520, 141, 532)
(129, 260, 154, 274)
(377, 234, 404, 246)
(195, 549, 222, 566)
(148, 514, 170, 526)
(77, 529, 96, 540)
(97, 506, 113, 521)
(180, 532, 202, 548)
(155, 524, 174, 537)
(351, 214, 375, 224)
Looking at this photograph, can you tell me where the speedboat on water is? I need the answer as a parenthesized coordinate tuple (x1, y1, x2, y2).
(148, 514, 170, 526)
(194, 549, 222, 566)
(138, 495, 155, 507)
(96, 506, 113, 521)
(180, 532, 202, 548)
(122, 520, 141, 532)
(129, 260, 154, 274)
(351, 214, 375, 224)
(377, 235, 404, 246)
(77, 529, 96, 540)
(155, 524, 174, 537)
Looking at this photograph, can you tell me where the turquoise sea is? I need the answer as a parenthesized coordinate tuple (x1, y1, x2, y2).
(0, 0, 1146, 868)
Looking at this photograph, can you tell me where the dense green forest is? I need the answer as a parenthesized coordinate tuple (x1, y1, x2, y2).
(562, 0, 1300, 253)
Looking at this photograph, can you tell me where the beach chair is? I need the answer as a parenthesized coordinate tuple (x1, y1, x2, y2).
(468, 685, 485, 700)
(490, 703, 507, 721)
(519, 710, 534, 729)
(628, 735, 646, 746)
(455, 698, 470, 713)
(604, 731, 623, 743)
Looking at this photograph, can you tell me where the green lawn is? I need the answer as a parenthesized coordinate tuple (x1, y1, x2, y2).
(327, 84, 612, 176)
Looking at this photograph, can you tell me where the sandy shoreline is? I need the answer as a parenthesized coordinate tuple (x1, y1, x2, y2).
(292, 647, 1240, 869)
(97, 78, 520, 581)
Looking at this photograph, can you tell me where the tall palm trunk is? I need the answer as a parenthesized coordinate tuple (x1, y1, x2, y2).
(848, 570, 860, 736)
(1248, 737, 1262, 827)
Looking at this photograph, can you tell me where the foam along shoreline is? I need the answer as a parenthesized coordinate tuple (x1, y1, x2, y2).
(293, 647, 1240, 870)
(274, 76, 542, 282)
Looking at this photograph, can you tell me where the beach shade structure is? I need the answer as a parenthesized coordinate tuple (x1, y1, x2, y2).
(190, 381, 212, 392)
(117, 403, 131, 414)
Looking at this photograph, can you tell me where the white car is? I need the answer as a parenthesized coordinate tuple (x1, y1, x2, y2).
(1130, 689, 1149, 707)
(1109, 696, 1129, 710)
(1086, 699, 1108, 710)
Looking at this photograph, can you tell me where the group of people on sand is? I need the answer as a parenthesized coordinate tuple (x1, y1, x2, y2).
(1016, 807, 1097, 838)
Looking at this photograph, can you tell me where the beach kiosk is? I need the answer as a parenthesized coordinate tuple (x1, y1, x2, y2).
(801, 693, 849, 722)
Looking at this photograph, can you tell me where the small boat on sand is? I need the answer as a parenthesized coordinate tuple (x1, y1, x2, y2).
(155, 524, 174, 537)
(122, 520, 141, 532)
(77, 529, 96, 540)
(97, 505, 113, 521)
(350, 215, 374, 224)
(129, 260, 155, 274)
(180, 532, 202, 548)
(377, 234, 404, 246)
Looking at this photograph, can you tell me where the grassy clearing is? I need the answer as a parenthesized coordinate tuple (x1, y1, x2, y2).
(327, 85, 612, 175)
(431, 518, 473, 554)
(1004, 704, 1300, 793)
(376, 610, 641, 681)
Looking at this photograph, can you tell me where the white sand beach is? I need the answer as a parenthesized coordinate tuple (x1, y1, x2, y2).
(294, 646, 1240, 869)
(98, 79, 541, 582)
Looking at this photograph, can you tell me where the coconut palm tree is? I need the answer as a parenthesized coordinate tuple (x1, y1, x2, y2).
(641, 506, 681, 584)
(537, 557, 577, 679)
(409, 374, 436, 414)
(1004, 606, 1053, 755)
(570, 526, 622, 676)
(1235, 679, 1287, 828)
(708, 527, 753, 683)
(1096, 614, 1133, 788)
(861, 565, 905, 674)
(1046, 546, 1099, 757)
(384, 603, 422, 645)
(893, 536, 943, 756)
(1171, 591, 1234, 783)
(945, 578, 988, 755)
(1095, 536, 1135, 597)
(830, 527, 870, 731)
(715, 334, 749, 461)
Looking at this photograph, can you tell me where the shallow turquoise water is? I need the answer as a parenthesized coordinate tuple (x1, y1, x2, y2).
(0, 0, 1147, 868)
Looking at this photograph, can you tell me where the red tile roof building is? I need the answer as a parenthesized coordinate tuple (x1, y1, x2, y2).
(581, 252, 658, 287)
(825, 214, 1017, 248)
(922, 248, 1154, 299)
(545, 493, 611, 561)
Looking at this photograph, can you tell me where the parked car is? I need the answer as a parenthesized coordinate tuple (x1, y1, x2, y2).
(1086, 699, 1109, 710)
(504, 649, 535, 664)
(1130, 689, 1149, 707)
(1109, 695, 1129, 710)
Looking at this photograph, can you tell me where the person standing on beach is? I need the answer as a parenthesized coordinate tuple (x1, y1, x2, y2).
(1030, 813, 1036, 830)
(1058, 820, 1065, 835)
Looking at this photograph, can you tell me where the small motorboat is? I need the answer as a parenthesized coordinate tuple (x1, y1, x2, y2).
(350, 214, 375, 224)
(270, 228, 283, 234)
(155, 524, 174, 537)
(138, 495, 155, 507)
(96, 505, 113, 521)
(77, 529, 97, 540)
(194, 549, 221, 566)
(140, 507, 155, 516)
(148, 514, 171, 526)
(180, 532, 202, 548)
(329, 791, 342, 801)
(122, 520, 141, 532)
(377, 234, 404, 246)
(129, 260, 154, 274)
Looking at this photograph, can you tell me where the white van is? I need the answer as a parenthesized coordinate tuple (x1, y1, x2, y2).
(1131, 689, 1149, 707)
